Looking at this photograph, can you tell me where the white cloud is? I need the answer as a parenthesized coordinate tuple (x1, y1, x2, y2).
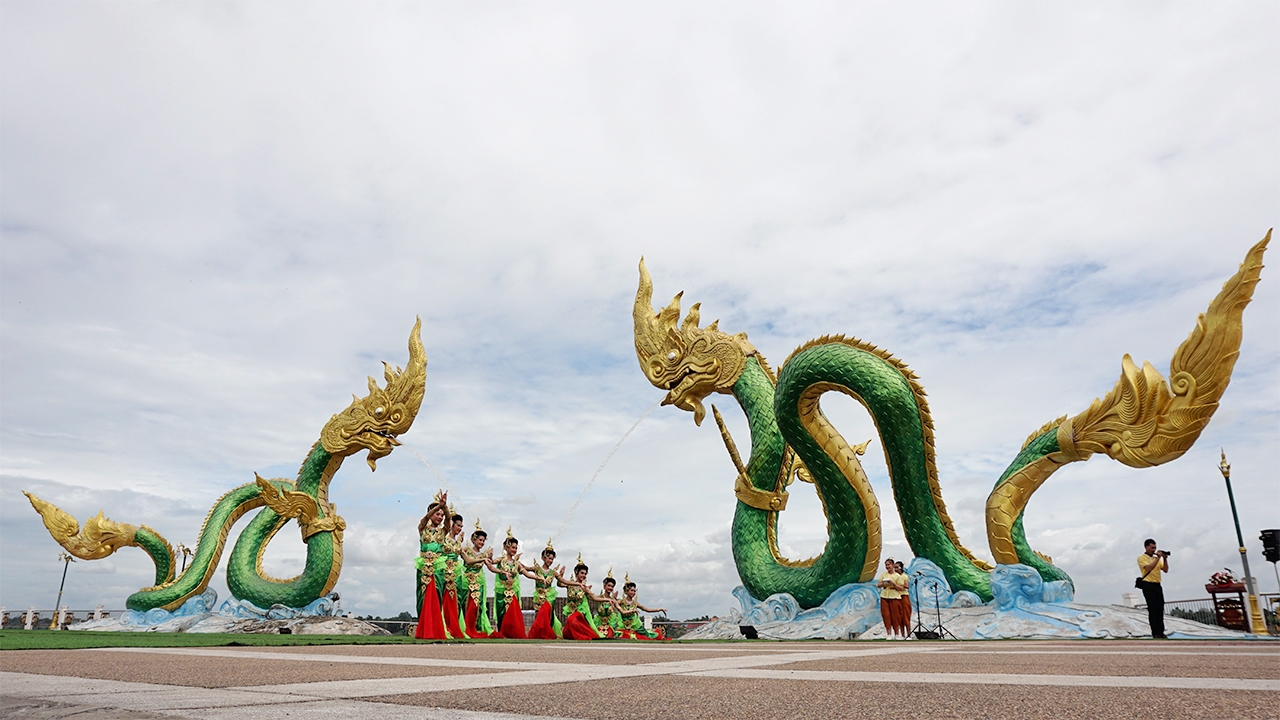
(2, 2, 1276, 620)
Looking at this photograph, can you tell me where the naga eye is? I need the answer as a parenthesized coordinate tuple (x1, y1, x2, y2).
(375, 406, 385, 416)
(667, 351, 677, 361)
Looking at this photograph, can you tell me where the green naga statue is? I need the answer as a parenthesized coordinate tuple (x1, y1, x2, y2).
(25, 319, 427, 612)
(633, 233, 1269, 606)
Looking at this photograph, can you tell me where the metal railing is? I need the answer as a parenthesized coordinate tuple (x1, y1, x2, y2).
(1, 609, 127, 630)
(653, 620, 712, 639)
(1139, 593, 1278, 633)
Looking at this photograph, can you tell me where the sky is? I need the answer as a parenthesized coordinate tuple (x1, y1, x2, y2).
(1, 1, 1276, 621)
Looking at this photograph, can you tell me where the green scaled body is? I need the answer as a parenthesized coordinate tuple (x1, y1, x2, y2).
(995, 429, 1072, 586)
(126, 443, 342, 612)
(731, 343, 1068, 606)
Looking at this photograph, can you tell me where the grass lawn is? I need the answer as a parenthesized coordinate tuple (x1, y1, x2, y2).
(0, 630, 428, 651)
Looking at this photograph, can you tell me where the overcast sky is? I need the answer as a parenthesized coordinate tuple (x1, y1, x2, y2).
(2, 2, 1276, 621)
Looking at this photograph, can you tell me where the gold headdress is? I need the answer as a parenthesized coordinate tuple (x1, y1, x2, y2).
(604, 566, 614, 581)
(505, 525, 514, 541)
(474, 518, 484, 533)
(624, 572, 631, 584)
(544, 538, 555, 553)
(447, 502, 456, 516)
(576, 552, 583, 565)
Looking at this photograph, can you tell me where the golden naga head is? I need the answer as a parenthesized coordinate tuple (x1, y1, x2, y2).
(320, 317, 428, 469)
(634, 258, 753, 425)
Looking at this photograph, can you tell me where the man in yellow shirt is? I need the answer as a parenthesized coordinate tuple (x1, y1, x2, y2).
(877, 558, 902, 639)
(1137, 538, 1170, 639)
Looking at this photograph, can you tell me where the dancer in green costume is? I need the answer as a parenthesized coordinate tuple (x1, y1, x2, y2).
(492, 528, 528, 638)
(593, 569, 622, 638)
(439, 508, 465, 639)
(461, 520, 496, 637)
(562, 555, 612, 640)
(617, 574, 666, 640)
(414, 492, 451, 640)
(523, 540, 579, 639)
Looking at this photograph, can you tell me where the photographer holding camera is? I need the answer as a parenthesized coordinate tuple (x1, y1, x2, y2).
(1136, 538, 1171, 639)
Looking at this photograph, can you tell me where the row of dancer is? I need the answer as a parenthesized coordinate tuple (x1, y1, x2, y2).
(415, 491, 667, 641)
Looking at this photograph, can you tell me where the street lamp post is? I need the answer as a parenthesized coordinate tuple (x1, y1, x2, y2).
(1218, 450, 1268, 635)
(50, 552, 75, 630)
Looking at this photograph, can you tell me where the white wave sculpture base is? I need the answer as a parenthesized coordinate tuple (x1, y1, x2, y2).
(70, 589, 390, 635)
(685, 559, 1262, 641)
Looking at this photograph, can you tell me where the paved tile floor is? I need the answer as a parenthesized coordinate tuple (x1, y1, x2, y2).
(1, 639, 1276, 719)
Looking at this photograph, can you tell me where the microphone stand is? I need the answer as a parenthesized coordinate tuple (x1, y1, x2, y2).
(910, 574, 929, 639)
(930, 576, 957, 640)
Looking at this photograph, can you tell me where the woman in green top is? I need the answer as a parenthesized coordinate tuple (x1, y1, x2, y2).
(460, 520, 496, 637)
(594, 570, 621, 638)
(617, 574, 666, 640)
(522, 540, 580, 639)
(562, 555, 613, 640)
(492, 529, 528, 639)
(413, 492, 451, 640)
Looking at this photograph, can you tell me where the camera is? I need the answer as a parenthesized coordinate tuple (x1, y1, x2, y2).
(1157, 550, 1171, 557)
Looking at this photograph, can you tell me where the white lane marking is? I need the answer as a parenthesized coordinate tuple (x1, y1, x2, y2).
(683, 668, 1280, 691)
(89, 646, 600, 671)
(536, 643, 818, 652)
(0, 671, 584, 719)
(221, 647, 929, 698)
(0, 671, 181, 697)
(85, 644, 927, 675)
(161, 698, 588, 720)
(924, 650, 1280, 657)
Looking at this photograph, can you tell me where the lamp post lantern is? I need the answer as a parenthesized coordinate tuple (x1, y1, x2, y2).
(50, 552, 75, 630)
(1218, 450, 1268, 634)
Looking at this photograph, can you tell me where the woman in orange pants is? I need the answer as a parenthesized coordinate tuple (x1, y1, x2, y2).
(895, 560, 912, 639)
(876, 558, 903, 639)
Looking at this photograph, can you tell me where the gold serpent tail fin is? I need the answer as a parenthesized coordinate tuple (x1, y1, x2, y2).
(23, 491, 141, 560)
(1066, 230, 1269, 466)
(987, 231, 1268, 564)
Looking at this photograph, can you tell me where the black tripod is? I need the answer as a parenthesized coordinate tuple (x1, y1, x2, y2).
(910, 573, 957, 640)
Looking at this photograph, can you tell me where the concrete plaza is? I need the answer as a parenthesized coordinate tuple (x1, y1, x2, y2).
(1, 639, 1277, 719)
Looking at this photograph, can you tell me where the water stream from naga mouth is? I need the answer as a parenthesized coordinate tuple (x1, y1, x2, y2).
(399, 399, 661, 538)
(553, 399, 662, 541)
(402, 444, 453, 496)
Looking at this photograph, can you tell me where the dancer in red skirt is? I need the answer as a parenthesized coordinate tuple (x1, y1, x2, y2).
(594, 570, 621, 638)
(492, 528, 529, 639)
(616, 574, 667, 640)
(521, 540, 579, 639)
(438, 507, 466, 639)
(561, 555, 613, 640)
(414, 491, 452, 640)
(460, 519, 498, 638)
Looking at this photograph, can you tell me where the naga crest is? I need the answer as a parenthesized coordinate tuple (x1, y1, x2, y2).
(319, 317, 427, 469)
(634, 259, 753, 425)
